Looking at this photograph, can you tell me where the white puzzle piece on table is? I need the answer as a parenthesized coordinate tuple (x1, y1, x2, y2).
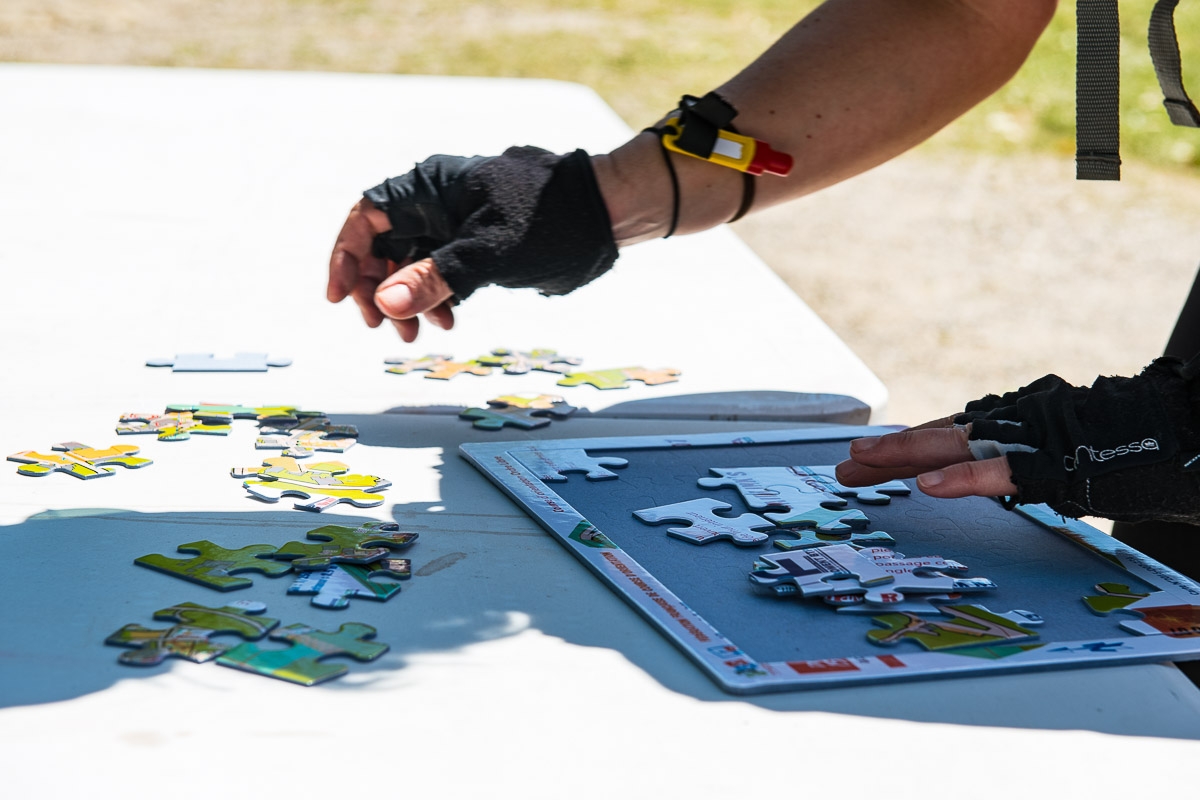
(289, 559, 412, 609)
(749, 543, 894, 594)
(146, 353, 292, 372)
(510, 447, 628, 482)
(634, 498, 776, 546)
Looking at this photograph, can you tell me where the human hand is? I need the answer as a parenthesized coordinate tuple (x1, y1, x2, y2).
(327, 199, 456, 343)
(328, 146, 618, 342)
(835, 417, 1018, 499)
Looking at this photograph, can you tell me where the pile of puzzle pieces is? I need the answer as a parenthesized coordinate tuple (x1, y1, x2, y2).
(384, 347, 681, 390)
(106, 599, 388, 686)
(134, 521, 418, 610)
(631, 464, 1048, 652)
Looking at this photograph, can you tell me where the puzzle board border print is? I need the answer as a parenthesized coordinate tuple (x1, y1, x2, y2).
(460, 426, 1200, 694)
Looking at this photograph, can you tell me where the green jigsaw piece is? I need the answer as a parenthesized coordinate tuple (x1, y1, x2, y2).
(106, 600, 279, 665)
(166, 403, 312, 425)
(289, 559, 412, 609)
(117, 410, 232, 441)
(867, 604, 1040, 651)
(9, 441, 152, 479)
(1083, 582, 1152, 614)
(216, 622, 388, 686)
(556, 369, 636, 390)
(135, 541, 291, 591)
(459, 406, 552, 431)
(274, 521, 418, 570)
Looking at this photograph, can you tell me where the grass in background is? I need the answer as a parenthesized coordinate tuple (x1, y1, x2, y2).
(2, 0, 1198, 170)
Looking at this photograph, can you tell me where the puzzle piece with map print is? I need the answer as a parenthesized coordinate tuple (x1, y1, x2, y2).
(749, 543, 894, 596)
(819, 546, 994, 605)
(216, 622, 388, 686)
(234, 457, 391, 511)
(255, 416, 359, 458)
(135, 541, 292, 591)
(1083, 582, 1200, 637)
(773, 528, 896, 551)
(556, 367, 680, 390)
(272, 521, 418, 571)
(510, 447, 628, 481)
(634, 497, 776, 546)
(106, 600, 279, 665)
(116, 410, 232, 441)
(459, 406, 552, 431)
(476, 348, 582, 375)
(146, 353, 291, 372)
(488, 394, 578, 416)
(9, 441, 152, 479)
(384, 354, 491, 380)
(867, 604, 1043, 651)
(289, 559, 412, 609)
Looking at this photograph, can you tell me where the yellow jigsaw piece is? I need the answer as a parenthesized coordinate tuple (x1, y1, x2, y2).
(9, 441, 152, 479)
(234, 457, 390, 511)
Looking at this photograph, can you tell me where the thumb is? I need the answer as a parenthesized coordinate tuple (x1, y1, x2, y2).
(375, 258, 455, 320)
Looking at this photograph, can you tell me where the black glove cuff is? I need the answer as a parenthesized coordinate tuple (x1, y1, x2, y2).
(432, 146, 618, 300)
(959, 356, 1200, 522)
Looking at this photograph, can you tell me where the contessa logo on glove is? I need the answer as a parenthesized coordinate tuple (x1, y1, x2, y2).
(1063, 438, 1160, 472)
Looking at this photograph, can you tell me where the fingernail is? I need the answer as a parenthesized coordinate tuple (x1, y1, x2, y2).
(918, 470, 945, 488)
(849, 437, 880, 453)
(378, 284, 412, 313)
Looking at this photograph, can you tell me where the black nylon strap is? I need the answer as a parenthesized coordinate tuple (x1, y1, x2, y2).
(1149, 0, 1200, 127)
(1076, 0, 1122, 180)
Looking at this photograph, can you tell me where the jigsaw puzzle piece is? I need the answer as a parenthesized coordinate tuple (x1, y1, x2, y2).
(1082, 583, 1200, 637)
(765, 497, 870, 532)
(384, 354, 491, 380)
(487, 394, 578, 417)
(634, 498, 776, 546)
(106, 600, 280, 665)
(273, 521, 418, 570)
(459, 407, 552, 431)
(9, 442, 152, 479)
(117, 411, 231, 441)
(235, 457, 391, 511)
(146, 353, 292, 372)
(867, 604, 1042, 651)
(216, 622, 388, 686)
(255, 429, 358, 458)
(773, 528, 896, 551)
(135, 541, 291, 591)
(258, 415, 358, 438)
(510, 447, 628, 482)
(827, 592, 966, 614)
(749, 544, 894, 595)
(803, 466, 911, 504)
(167, 404, 306, 425)
(816, 546, 991, 605)
(1082, 582, 1152, 614)
(476, 348, 582, 375)
(289, 559, 412, 609)
(557, 366, 681, 390)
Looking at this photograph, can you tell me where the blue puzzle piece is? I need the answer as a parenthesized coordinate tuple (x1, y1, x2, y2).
(147, 353, 292, 372)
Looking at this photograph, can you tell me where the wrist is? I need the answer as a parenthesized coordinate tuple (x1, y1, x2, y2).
(591, 131, 744, 248)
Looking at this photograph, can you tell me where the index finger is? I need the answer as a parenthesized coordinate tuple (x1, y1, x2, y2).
(327, 200, 393, 303)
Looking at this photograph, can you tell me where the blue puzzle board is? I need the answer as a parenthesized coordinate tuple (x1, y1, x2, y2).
(461, 427, 1200, 693)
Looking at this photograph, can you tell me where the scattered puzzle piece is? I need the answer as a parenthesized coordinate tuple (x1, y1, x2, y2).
(821, 546, 993, 605)
(106, 600, 279, 665)
(488, 393, 578, 416)
(460, 406, 552, 431)
(116, 410, 232, 441)
(135, 541, 291, 591)
(557, 367, 680, 390)
(234, 457, 391, 511)
(773, 528, 896, 551)
(509, 447, 628, 482)
(384, 354, 491, 380)
(167, 404, 311, 425)
(273, 521, 418, 570)
(255, 416, 359, 458)
(634, 497, 776, 546)
(476, 348, 582, 375)
(1082, 582, 1200, 637)
(216, 622, 388, 686)
(289, 559, 412, 609)
(867, 604, 1042, 651)
(9, 441, 152, 479)
(147, 353, 292, 372)
(749, 543, 894, 594)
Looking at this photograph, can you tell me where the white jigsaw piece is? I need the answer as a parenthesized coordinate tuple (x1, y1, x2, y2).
(749, 543, 894, 594)
(510, 447, 629, 482)
(634, 498, 776, 546)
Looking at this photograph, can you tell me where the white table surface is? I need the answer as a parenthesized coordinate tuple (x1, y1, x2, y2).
(1, 65, 1198, 797)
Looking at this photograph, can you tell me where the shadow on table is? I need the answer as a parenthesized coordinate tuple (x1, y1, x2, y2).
(4, 406, 1197, 742)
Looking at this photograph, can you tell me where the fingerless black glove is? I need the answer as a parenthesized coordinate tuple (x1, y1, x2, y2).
(363, 146, 618, 301)
(957, 356, 1200, 523)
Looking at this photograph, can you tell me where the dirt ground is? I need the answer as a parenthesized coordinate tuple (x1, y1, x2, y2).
(734, 148, 1200, 427)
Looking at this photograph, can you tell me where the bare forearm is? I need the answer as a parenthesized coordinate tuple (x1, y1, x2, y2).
(595, 0, 1057, 245)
